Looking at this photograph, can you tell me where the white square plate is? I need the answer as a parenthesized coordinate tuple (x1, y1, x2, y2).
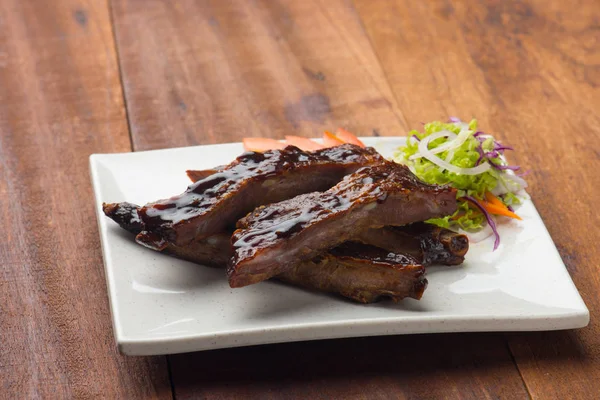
(90, 137, 589, 356)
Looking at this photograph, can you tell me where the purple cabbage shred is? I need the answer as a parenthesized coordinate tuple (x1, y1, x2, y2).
(490, 162, 520, 171)
(494, 144, 514, 152)
(463, 196, 500, 251)
(475, 145, 485, 165)
(517, 170, 531, 177)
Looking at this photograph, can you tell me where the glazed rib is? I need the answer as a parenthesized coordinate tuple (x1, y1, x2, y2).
(136, 144, 383, 250)
(356, 223, 468, 266)
(277, 242, 427, 303)
(103, 202, 469, 303)
(102, 202, 230, 267)
(186, 171, 469, 267)
(229, 162, 457, 288)
(104, 202, 467, 268)
(102, 202, 427, 303)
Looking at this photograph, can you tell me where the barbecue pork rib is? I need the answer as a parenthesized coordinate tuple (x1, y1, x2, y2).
(229, 162, 457, 288)
(278, 243, 427, 303)
(104, 201, 467, 268)
(186, 170, 469, 267)
(103, 202, 230, 266)
(356, 223, 468, 266)
(135, 144, 383, 250)
(103, 202, 428, 302)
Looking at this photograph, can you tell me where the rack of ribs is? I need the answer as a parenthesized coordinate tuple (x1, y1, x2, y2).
(103, 201, 467, 303)
(103, 144, 467, 303)
(229, 161, 457, 287)
(278, 242, 427, 303)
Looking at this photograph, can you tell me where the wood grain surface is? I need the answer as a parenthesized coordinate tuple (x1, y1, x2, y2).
(0, 1, 171, 398)
(169, 334, 529, 400)
(355, 0, 600, 398)
(110, 0, 407, 150)
(2, 0, 598, 398)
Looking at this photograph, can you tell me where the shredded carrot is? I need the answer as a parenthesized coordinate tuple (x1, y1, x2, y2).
(485, 191, 505, 208)
(285, 135, 324, 151)
(336, 128, 365, 147)
(323, 131, 345, 147)
(242, 137, 286, 152)
(480, 197, 522, 220)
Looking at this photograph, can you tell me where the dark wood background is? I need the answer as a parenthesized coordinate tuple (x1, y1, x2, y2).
(1, 0, 598, 398)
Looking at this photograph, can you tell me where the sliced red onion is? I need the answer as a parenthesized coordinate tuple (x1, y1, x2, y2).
(463, 196, 500, 250)
(449, 117, 461, 122)
(411, 134, 421, 142)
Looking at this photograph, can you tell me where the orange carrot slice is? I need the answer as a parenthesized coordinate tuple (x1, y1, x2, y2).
(481, 200, 522, 220)
(485, 191, 505, 208)
(336, 128, 365, 147)
(242, 137, 286, 152)
(285, 135, 324, 151)
(323, 131, 345, 147)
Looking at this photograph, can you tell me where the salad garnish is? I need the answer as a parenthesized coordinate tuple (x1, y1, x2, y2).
(393, 118, 528, 250)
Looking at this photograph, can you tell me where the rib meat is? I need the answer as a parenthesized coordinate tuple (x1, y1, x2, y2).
(356, 223, 468, 266)
(103, 202, 230, 266)
(104, 202, 467, 268)
(277, 243, 427, 303)
(229, 162, 457, 287)
(103, 202, 468, 303)
(103, 202, 427, 303)
(186, 169, 468, 267)
(136, 144, 383, 250)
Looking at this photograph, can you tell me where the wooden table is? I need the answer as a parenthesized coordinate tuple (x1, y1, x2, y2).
(1, 0, 598, 398)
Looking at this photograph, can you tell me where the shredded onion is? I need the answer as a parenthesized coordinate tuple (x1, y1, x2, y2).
(415, 132, 492, 175)
(409, 130, 457, 160)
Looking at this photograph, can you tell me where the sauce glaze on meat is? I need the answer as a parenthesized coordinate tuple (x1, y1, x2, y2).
(229, 162, 457, 287)
(278, 242, 427, 303)
(136, 144, 383, 249)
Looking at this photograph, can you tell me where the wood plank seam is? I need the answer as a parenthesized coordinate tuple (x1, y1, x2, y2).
(348, 0, 411, 132)
(108, 0, 136, 153)
(505, 336, 534, 400)
(107, 1, 175, 398)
